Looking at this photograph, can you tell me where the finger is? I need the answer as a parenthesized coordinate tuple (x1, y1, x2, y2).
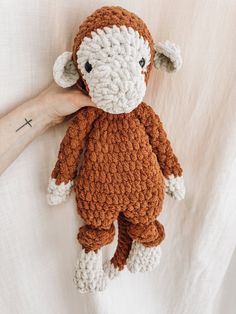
(68, 89, 95, 108)
(75, 93, 95, 108)
(64, 112, 78, 122)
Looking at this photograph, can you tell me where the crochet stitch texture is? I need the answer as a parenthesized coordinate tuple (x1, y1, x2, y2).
(51, 102, 182, 268)
(48, 6, 184, 292)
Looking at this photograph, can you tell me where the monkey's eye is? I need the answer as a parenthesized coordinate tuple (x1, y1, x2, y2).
(85, 61, 92, 73)
(139, 58, 146, 68)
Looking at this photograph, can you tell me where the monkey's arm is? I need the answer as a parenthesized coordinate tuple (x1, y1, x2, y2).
(47, 107, 100, 205)
(134, 102, 185, 200)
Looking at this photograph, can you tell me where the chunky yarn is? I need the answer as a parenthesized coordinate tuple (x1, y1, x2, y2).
(48, 6, 185, 293)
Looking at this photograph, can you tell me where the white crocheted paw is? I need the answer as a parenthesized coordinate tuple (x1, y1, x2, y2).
(103, 261, 120, 280)
(126, 241, 162, 273)
(47, 177, 73, 205)
(165, 175, 185, 200)
(74, 249, 108, 293)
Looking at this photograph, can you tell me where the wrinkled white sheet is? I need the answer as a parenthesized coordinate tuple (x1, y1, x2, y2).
(0, 1, 236, 313)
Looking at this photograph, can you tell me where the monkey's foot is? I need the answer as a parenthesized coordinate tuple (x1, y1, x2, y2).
(126, 241, 161, 273)
(73, 249, 108, 293)
(103, 261, 120, 280)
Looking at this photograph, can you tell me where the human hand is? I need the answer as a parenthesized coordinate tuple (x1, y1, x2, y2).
(37, 83, 94, 126)
(0, 82, 94, 174)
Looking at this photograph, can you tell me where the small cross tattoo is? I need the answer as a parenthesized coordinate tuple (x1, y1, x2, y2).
(16, 118, 33, 132)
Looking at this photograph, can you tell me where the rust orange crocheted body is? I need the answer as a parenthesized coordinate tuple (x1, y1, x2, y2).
(51, 102, 182, 268)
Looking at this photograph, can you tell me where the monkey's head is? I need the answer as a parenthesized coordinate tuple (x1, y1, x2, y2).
(53, 6, 182, 114)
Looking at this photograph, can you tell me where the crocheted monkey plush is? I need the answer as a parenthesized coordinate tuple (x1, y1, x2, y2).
(47, 6, 185, 293)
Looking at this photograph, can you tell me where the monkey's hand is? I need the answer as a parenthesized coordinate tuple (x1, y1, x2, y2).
(47, 177, 74, 205)
(165, 175, 185, 200)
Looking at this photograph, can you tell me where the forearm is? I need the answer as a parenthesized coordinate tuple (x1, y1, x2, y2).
(0, 83, 95, 175)
(0, 97, 51, 174)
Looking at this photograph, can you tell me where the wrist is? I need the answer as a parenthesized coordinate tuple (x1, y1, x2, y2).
(36, 88, 68, 127)
(13, 96, 53, 139)
(30, 95, 54, 132)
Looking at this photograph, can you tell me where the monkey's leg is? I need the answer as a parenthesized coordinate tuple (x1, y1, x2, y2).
(126, 220, 165, 273)
(74, 224, 115, 293)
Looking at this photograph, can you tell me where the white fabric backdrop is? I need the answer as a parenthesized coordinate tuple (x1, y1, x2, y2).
(0, 0, 236, 313)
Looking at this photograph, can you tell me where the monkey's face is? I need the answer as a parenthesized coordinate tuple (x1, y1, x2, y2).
(53, 7, 182, 111)
(76, 26, 151, 114)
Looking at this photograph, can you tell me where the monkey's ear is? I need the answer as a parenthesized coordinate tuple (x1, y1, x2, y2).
(154, 41, 182, 73)
(53, 52, 80, 88)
